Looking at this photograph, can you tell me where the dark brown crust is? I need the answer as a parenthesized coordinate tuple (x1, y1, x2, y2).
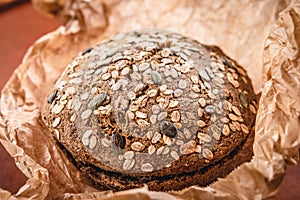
(56, 122, 254, 191)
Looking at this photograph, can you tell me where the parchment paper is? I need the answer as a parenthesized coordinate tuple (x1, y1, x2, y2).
(1, 0, 300, 199)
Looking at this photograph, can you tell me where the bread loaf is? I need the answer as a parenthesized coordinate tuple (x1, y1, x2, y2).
(42, 29, 258, 191)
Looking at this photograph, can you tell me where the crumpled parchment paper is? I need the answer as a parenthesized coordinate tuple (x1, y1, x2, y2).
(1, 0, 300, 199)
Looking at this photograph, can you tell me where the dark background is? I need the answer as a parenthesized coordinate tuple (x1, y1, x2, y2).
(0, 1, 299, 199)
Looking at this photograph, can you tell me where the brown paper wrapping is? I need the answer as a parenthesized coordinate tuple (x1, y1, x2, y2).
(1, 0, 299, 199)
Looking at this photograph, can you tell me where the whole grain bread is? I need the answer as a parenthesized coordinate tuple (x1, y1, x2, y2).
(42, 29, 258, 191)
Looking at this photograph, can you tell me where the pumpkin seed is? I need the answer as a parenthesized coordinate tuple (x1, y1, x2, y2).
(150, 71, 162, 85)
(160, 121, 177, 138)
(47, 90, 58, 104)
(239, 91, 248, 107)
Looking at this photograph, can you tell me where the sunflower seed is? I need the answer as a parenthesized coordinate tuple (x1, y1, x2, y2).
(151, 71, 162, 85)
(203, 148, 213, 160)
(101, 66, 108, 73)
(83, 130, 93, 139)
(231, 80, 240, 88)
(239, 91, 248, 107)
(88, 93, 107, 109)
(52, 104, 64, 114)
(81, 93, 89, 101)
(221, 56, 233, 68)
(130, 72, 142, 81)
(198, 69, 211, 81)
(81, 109, 92, 119)
(141, 163, 154, 172)
(47, 90, 58, 104)
(163, 89, 173, 95)
(123, 159, 135, 170)
(162, 58, 172, 65)
(124, 151, 135, 160)
(227, 72, 234, 83)
(60, 100, 68, 107)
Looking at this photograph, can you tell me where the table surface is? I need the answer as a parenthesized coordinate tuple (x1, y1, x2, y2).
(0, 2, 299, 199)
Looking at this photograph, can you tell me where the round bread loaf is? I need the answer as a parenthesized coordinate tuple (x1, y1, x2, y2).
(42, 29, 258, 191)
